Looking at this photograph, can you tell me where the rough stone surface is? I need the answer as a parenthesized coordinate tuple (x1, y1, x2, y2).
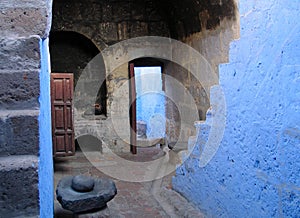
(52, 0, 170, 47)
(0, 110, 39, 156)
(0, 71, 40, 109)
(71, 175, 95, 192)
(164, 61, 209, 142)
(56, 176, 117, 213)
(173, 1, 300, 217)
(0, 155, 39, 217)
(0, 1, 51, 38)
(99, 22, 118, 42)
(0, 37, 41, 71)
(158, 0, 237, 38)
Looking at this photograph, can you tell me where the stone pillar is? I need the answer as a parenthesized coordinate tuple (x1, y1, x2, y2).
(0, 0, 53, 217)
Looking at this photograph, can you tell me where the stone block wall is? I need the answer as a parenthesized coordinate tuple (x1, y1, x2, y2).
(0, 0, 53, 216)
(173, 1, 300, 217)
(51, 0, 169, 48)
(158, 0, 237, 39)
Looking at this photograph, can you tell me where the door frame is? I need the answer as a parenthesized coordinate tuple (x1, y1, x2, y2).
(128, 59, 165, 154)
(129, 63, 137, 154)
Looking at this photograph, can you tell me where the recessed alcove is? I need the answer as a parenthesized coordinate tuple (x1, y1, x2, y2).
(49, 31, 107, 116)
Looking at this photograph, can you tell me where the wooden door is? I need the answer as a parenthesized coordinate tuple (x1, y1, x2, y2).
(129, 63, 137, 154)
(51, 73, 75, 157)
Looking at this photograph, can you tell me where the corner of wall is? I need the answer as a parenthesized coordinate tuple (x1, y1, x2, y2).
(38, 37, 54, 217)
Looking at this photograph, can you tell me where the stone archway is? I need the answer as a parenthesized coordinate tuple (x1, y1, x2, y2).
(50, 31, 108, 116)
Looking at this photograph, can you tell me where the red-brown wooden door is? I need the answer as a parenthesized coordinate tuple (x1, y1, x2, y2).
(51, 73, 75, 157)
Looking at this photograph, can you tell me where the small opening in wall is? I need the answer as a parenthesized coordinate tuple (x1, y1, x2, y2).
(75, 135, 103, 153)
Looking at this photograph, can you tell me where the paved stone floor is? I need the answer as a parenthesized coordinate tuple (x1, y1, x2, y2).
(54, 146, 204, 218)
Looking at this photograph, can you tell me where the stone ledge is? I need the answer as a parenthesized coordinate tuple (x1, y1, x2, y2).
(0, 155, 39, 217)
(0, 110, 39, 156)
(0, 36, 41, 71)
(0, 109, 39, 117)
(0, 154, 38, 170)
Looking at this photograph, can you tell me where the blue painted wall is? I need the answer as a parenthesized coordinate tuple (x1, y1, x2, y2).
(39, 38, 54, 217)
(135, 67, 165, 138)
(173, 1, 300, 217)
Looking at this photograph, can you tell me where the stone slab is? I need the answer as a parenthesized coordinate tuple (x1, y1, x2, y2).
(0, 70, 40, 109)
(0, 0, 51, 38)
(0, 155, 39, 217)
(0, 37, 41, 71)
(0, 110, 39, 156)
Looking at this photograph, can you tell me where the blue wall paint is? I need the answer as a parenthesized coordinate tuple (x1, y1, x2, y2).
(39, 38, 54, 217)
(173, 1, 300, 217)
(135, 67, 165, 138)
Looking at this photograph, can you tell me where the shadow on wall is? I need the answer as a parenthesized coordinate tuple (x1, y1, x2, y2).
(49, 31, 99, 86)
(49, 31, 107, 115)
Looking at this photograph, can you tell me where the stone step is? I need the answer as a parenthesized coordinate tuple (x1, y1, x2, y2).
(0, 155, 39, 217)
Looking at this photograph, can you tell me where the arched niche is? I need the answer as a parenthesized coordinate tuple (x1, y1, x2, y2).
(49, 31, 107, 116)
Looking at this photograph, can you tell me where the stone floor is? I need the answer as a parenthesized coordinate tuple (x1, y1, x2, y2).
(54, 146, 204, 218)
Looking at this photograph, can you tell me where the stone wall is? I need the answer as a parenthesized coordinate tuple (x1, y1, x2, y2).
(159, 0, 237, 39)
(51, 0, 171, 152)
(51, 0, 169, 47)
(173, 1, 300, 217)
(50, 0, 239, 153)
(0, 0, 53, 216)
(161, 0, 239, 145)
(164, 61, 209, 143)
